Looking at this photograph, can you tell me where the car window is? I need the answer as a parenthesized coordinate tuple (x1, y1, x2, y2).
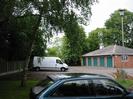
(56, 59, 63, 64)
(50, 80, 94, 97)
(93, 79, 124, 96)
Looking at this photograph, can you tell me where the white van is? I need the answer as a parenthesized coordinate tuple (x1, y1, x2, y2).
(33, 56, 68, 71)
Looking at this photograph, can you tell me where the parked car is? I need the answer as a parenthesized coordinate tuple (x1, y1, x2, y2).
(30, 73, 133, 99)
(33, 56, 68, 71)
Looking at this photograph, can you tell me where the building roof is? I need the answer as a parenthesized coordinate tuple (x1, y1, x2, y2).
(82, 45, 133, 57)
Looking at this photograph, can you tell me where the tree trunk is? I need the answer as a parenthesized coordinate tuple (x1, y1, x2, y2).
(20, 9, 43, 87)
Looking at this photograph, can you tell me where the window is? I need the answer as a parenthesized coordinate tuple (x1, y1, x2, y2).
(121, 55, 128, 61)
(93, 79, 123, 96)
(50, 80, 94, 97)
(56, 59, 63, 64)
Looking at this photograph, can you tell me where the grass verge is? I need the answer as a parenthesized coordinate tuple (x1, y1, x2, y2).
(0, 80, 38, 99)
(116, 79, 133, 89)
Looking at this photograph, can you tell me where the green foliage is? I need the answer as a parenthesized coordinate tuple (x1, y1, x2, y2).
(46, 36, 63, 57)
(61, 25, 87, 65)
(105, 9, 133, 48)
(0, 1, 43, 60)
(87, 28, 100, 51)
(0, 0, 97, 86)
(47, 47, 58, 56)
(87, 28, 114, 51)
(0, 0, 97, 60)
(116, 79, 133, 89)
(32, 30, 47, 57)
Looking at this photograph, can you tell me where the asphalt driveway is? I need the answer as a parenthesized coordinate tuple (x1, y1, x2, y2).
(28, 66, 133, 80)
(1, 66, 133, 80)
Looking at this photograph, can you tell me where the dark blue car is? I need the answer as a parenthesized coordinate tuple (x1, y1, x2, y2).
(30, 73, 133, 99)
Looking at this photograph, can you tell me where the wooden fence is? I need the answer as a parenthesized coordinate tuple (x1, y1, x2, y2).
(0, 59, 25, 76)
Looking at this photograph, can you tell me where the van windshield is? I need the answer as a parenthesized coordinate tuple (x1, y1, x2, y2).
(56, 59, 63, 64)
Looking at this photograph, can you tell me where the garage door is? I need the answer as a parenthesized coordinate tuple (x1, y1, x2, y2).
(100, 56, 104, 66)
(88, 57, 92, 66)
(93, 57, 98, 66)
(107, 56, 112, 67)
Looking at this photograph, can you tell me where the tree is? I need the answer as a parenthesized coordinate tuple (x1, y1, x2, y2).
(87, 28, 112, 51)
(47, 36, 63, 58)
(0, 0, 97, 86)
(0, 0, 16, 60)
(0, 0, 48, 60)
(61, 25, 87, 66)
(47, 47, 58, 56)
(105, 9, 133, 48)
(87, 28, 100, 51)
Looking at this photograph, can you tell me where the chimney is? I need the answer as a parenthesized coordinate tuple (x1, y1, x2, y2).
(99, 43, 104, 49)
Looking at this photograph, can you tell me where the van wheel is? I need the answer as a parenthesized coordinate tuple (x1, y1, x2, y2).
(36, 67, 40, 71)
(61, 67, 66, 72)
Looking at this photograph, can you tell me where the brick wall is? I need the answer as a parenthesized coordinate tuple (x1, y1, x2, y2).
(114, 55, 133, 68)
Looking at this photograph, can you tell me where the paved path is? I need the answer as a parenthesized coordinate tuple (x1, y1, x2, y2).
(1, 66, 132, 80)
(28, 66, 133, 80)
(29, 66, 116, 79)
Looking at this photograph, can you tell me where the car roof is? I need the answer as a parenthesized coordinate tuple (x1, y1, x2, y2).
(48, 73, 109, 82)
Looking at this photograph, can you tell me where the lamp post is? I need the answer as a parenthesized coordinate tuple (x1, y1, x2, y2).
(119, 9, 125, 47)
(119, 9, 125, 79)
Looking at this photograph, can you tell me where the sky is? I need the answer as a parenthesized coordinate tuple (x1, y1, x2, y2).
(84, 0, 133, 33)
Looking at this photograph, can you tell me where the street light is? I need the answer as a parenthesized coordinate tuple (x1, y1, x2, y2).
(119, 9, 126, 79)
(119, 9, 125, 47)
